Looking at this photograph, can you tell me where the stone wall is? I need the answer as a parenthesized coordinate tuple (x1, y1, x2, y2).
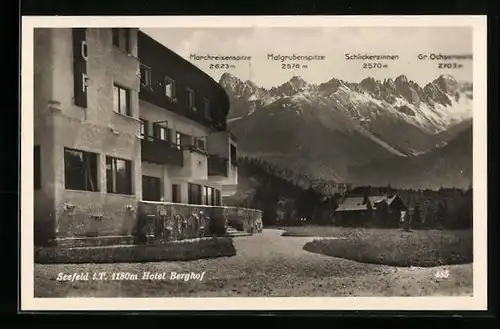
(137, 201, 263, 243)
(225, 206, 263, 233)
(56, 192, 138, 237)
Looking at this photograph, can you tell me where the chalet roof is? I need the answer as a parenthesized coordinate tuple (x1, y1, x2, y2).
(387, 194, 399, 205)
(336, 197, 369, 211)
(336, 194, 402, 212)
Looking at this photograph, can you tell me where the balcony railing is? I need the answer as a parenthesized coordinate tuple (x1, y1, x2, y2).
(208, 154, 228, 177)
(141, 136, 183, 167)
(183, 144, 209, 156)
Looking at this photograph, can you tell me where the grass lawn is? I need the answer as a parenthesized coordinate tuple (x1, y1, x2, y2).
(33, 229, 473, 297)
(281, 225, 358, 237)
(283, 226, 473, 267)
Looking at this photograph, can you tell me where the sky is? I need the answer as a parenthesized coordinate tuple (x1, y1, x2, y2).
(141, 27, 473, 89)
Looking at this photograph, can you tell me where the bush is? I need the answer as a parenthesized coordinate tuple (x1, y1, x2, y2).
(34, 237, 236, 264)
(281, 226, 353, 237)
(303, 229, 472, 267)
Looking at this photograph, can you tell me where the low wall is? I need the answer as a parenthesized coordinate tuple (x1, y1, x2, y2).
(225, 206, 263, 233)
(137, 201, 263, 243)
(56, 191, 138, 238)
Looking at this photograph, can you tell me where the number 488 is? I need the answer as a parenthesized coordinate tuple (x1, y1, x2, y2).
(434, 269, 450, 279)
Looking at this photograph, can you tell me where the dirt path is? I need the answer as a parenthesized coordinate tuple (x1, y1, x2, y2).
(232, 228, 340, 258)
(34, 229, 473, 297)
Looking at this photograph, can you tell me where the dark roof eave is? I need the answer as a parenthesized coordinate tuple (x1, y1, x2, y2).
(138, 30, 230, 129)
(138, 30, 229, 99)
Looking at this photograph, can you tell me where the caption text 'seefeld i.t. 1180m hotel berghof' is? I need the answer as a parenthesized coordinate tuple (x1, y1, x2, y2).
(33, 28, 263, 250)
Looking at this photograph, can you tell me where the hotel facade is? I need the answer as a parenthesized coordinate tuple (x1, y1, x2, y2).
(33, 28, 244, 245)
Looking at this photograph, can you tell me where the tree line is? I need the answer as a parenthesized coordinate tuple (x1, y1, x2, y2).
(226, 157, 472, 230)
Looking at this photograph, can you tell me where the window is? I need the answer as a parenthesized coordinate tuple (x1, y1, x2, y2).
(165, 77, 175, 99)
(175, 132, 192, 150)
(113, 84, 131, 116)
(34, 145, 41, 190)
(153, 124, 171, 142)
(142, 175, 161, 202)
(215, 189, 221, 206)
(106, 156, 132, 195)
(204, 98, 210, 119)
(230, 144, 237, 164)
(172, 184, 181, 203)
(204, 186, 214, 205)
(175, 132, 181, 149)
(210, 188, 215, 205)
(112, 28, 131, 53)
(188, 183, 202, 205)
(158, 126, 168, 141)
(139, 118, 148, 137)
(140, 64, 152, 89)
(194, 136, 206, 151)
(186, 88, 195, 109)
(64, 148, 99, 192)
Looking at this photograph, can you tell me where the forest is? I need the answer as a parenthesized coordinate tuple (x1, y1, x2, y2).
(224, 156, 473, 230)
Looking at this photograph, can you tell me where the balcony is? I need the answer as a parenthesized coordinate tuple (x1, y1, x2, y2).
(165, 144, 209, 181)
(141, 136, 183, 167)
(208, 155, 228, 178)
(137, 32, 230, 132)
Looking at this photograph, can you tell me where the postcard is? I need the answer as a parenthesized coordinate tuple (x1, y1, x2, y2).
(21, 15, 487, 311)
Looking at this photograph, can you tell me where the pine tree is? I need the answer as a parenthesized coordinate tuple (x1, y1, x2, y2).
(436, 200, 447, 228)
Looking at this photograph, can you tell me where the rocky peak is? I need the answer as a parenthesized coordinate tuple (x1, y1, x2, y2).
(318, 78, 344, 93)
(270, 76, 309, 97)
(288, 76, 308, 89)
(219, 72, 243, 91)
(395, 75, 409, 84)
(433, 74, 459, 94)
(244, 79, 259, 89)
(219, 73, 265, 100)
(359, 77, 382, 96)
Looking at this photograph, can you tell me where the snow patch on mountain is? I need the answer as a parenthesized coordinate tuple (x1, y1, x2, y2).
(357, 127, 408, 157)
(247, 94, 258, 101)
(220, 72, 473, 157)
(228, 116, 244, 122)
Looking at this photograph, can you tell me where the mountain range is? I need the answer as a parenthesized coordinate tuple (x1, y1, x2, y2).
(219, 72, 473, 189)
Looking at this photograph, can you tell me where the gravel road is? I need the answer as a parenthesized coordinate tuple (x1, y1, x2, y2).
(34, 229, 473, 297)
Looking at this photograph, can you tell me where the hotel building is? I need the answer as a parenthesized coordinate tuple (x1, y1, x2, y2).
(34, 28, 240, 245)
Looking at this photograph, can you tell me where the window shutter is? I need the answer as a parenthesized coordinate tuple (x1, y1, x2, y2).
(141, 119, 149, 138)
(124, 28, 131, 53)
(72, 28, 88, 108)
(166, 128, 172, 143)
(152, 123, 159, 139)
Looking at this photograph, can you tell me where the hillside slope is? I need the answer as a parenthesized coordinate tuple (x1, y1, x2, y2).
(220, 73, 473, 184)
(348, 127, 473, 189)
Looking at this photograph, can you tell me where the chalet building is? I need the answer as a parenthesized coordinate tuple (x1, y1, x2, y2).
(33, 28, 240, 245)
(334, 194, 408, 227)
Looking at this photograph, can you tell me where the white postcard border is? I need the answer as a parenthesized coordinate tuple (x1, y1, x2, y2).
(21, 15, 488, 311)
